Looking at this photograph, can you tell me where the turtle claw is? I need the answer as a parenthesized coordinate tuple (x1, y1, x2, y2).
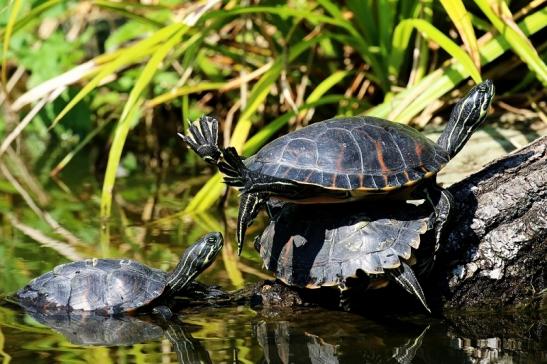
(179, 116, 222, 165)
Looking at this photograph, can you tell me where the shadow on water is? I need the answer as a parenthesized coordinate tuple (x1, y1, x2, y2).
(1, 298, 545, 363)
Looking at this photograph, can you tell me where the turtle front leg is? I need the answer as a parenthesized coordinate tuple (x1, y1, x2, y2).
(152, 305, 173, 320)
(237, 192, 267, 255)
(422, 181, 454, 254)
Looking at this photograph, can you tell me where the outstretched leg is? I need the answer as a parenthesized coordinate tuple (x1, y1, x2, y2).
(237, 192, 267, 255)
(178, 116, 247, 183)
(423, 182, 454, 254)
(387, 261, 430, 313)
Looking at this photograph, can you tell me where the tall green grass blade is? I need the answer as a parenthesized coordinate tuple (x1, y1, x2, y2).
(99, 99, 142, 220)
(389, 20, 415, 79)
(440, 0, 481, 70)
(146, 82, 225, 108)
(397, 19, 482, 83)
(100, 25, 186, 219)
(52, 23, 182, 127)
(2, 0, 22, 88)
(244, 95, 345, 155)
(368, 9, 546, 123)
(474, 0, 547, 85)
(229, 36, 323, 151)
(184, 173, 223, 213)
(0, 0, 62, 38)
(0, 326, 11, 364)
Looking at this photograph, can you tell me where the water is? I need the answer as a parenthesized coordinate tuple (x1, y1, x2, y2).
(1, 301, 545, 363)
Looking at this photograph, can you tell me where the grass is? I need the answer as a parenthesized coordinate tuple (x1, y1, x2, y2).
(0, 0, 545, 251)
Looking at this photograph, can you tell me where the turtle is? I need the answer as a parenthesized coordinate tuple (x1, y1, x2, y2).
(16, 232, 223, 316)
(253, 201, 432, 312)
(179, 80, 494, 254)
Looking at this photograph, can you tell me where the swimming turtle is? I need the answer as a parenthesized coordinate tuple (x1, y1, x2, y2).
(253, 202, 431, 312)
(16, 232, 223, 315)
(179, 80, 494, 254)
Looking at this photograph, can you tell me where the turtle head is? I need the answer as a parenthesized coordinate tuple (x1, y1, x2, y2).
(437, 80, 495, 158)
(165, 232, 223, 296)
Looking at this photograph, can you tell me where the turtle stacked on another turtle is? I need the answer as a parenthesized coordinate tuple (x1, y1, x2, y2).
(179, 80, 495, 311)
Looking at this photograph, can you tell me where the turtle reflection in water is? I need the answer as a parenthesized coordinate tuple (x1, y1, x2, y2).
(255, 202, 432, 312)
(25, 309, 212, 363)
(254, 315, 429, 364)
(16, 232, 223, 316)
(180, 81, 494, 256)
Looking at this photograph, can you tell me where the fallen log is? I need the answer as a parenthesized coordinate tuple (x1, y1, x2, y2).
(433, 135, 546, 310)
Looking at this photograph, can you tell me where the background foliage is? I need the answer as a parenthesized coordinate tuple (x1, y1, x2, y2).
(0, 0, 545, 273)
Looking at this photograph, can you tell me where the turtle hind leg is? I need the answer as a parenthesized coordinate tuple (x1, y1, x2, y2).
(388, 262, 431, 313)
(338, 275, 370, 311)
(337, 282, 354, 311)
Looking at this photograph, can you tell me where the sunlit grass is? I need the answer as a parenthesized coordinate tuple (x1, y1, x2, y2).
(0, 0, 545, 265)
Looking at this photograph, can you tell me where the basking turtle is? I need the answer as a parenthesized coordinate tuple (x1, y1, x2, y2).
(179, 80, 494, 254)
(16, 232, 223, 315)
(254, 202, 431, 312)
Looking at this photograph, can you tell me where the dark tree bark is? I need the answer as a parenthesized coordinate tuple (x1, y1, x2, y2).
(433, 135, 546, 310)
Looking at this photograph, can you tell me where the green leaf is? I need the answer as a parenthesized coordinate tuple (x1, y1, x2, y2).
(100, 25, 186, 219)
(2, 0, 22, 87)
(397, 19, 482, 83)
(474, 0, 547, 85)
(440, 0, 480, 70)
(368, 8, 546, 123)
(52, 23, 183, 128)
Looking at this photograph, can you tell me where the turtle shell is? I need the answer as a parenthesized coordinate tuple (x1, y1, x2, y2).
(17, 259, 167, 314)
(245, 116, 449, 191)
(257, 202, 429, 288)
